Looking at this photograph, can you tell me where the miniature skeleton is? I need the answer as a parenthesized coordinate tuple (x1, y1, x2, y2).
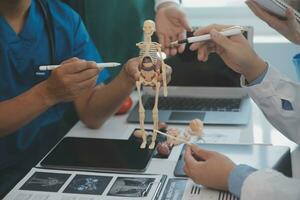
(166, 128, 191, 146)
(136, 20, 168, 149)
(187, 119, 204, 137)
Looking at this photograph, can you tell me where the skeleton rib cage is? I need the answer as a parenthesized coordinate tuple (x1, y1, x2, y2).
(138, 42, 161, 64)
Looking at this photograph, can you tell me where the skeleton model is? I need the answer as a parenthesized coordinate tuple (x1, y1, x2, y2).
(136, 20, 168, 149)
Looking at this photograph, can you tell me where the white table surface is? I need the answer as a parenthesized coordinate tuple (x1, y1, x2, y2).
(66, 92, 300, 179)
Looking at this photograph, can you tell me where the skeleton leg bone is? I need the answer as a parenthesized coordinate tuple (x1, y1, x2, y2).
(149, 81, 161, 149)
(136, 80, 147, 149)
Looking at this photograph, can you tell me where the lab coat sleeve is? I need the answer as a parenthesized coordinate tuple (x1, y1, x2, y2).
(241, 66, 300, 144)
(228, 164, 257, 197)
(154, 0, 180, 11)
(241, 169, 300, 200)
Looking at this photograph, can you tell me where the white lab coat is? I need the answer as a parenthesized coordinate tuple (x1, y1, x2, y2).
(240, 66, 300, 200)
(154, 1, 300, 197)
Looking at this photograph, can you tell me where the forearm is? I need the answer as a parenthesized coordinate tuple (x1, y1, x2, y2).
(77, 70, 135, 129)
(0, 82, 53, 137)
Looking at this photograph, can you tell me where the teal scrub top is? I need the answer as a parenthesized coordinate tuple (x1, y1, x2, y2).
(71, 0, 155, 78)
(0, 0, 109, 169)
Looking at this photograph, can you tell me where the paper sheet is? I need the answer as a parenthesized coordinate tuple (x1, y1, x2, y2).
(4, 168, 165, 200)
(161, 178, 238, 200)
(182, 179, 238, 200)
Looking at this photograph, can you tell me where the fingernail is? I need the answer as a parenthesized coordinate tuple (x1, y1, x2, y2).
(198, 54, 202, 61)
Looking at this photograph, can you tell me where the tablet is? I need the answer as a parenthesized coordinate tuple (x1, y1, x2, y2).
(40, 137, 155, 173)
(254, 0, 300, 21)
(174, 143, 291, 177)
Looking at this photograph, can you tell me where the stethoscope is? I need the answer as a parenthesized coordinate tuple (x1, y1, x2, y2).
(36, 0, 55, 64)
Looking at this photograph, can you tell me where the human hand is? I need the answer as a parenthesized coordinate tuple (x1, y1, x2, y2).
(123, 57, 172, 85)
(156, 2, 192, 56)
(190, 24, 268, 82)
(246, 0, 300, 44)
(183, 144, 236, 191)
(40, 57, 100, 105)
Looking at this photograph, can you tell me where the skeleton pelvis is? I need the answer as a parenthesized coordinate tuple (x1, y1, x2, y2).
(141, 70, 157, 82)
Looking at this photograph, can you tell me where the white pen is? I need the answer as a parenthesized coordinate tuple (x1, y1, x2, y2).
(170, 26, 245, 47)
(39, 62, 121, 71)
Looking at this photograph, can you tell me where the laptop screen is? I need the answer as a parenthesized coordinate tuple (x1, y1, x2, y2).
(164, 29, 251, 88)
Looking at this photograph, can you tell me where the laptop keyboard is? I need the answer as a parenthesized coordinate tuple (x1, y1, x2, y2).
(143, 96, 241, 112)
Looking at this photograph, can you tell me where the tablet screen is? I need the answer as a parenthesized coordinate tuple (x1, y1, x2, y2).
(40, 137, 155, 172)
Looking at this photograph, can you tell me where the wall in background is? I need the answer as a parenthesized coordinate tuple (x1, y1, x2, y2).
(255, 43, 299, 82)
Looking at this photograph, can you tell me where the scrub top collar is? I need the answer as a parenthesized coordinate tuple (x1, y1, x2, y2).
(0, 0, 43, 45)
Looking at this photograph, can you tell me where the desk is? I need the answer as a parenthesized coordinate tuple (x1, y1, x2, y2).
(65, 92, 300, 178)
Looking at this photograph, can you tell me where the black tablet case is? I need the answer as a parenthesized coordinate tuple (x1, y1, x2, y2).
(40, 137, 155, 173)
(174, 143, 292, 177)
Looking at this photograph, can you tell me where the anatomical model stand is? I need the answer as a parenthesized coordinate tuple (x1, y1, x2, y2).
(136, 20, 168, 149)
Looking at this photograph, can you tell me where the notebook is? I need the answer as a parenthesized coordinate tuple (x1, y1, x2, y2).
(254, 0, 300, 21)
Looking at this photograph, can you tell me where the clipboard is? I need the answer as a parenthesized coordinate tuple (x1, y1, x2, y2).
(254, 0, 300, 22)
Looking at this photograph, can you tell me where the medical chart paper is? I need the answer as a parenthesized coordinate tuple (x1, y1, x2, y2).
(4, 168, 166, 200)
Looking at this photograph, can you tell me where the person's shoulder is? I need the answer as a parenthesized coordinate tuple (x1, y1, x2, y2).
(46, 0, 81, 27)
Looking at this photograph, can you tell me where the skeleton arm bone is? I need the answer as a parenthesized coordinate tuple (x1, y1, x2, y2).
(156, 46, 168, 96)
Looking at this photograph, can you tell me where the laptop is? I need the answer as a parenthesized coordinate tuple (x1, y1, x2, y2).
(127, 27, 253, 125)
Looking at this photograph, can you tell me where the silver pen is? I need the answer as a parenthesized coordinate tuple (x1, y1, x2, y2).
(170, 26, 245, 47)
